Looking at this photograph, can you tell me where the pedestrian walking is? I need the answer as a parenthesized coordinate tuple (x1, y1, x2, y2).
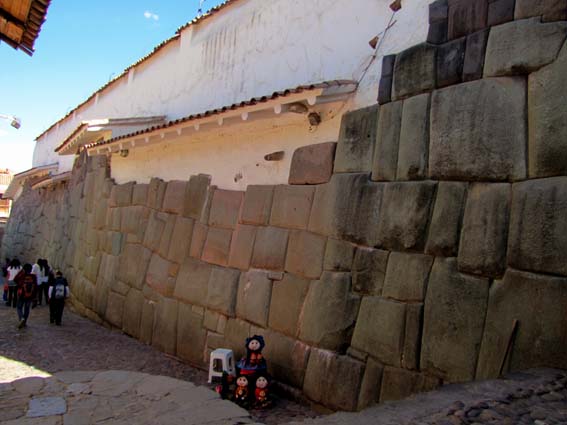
(48, 271, 69, 326)
(6, 259, 22, 308)
(32, 259, 50, 306)
(15, 264, 37, 329)
(2, 257, 10, 303)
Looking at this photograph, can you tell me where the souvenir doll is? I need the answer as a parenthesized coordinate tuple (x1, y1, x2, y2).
(238, 335, 267, 374)
(234, 374, 250, 407)
(254, 374, 272, 409)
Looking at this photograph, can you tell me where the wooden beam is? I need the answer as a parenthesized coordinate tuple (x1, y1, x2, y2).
(0, 7, 27, 31)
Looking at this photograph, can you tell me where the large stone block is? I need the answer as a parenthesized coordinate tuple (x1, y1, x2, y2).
(323, 238, 355, 272)
(109, 182, 134, 207)
(174, 257, 212, 306)
(428, 0, 449, 45)
(425, 181, 467, 257)
(421, 258, 489, 382)
(206, 267, 240, 316)
(447, 0, 488, 40)
(357, 357, 384, 410)
(201, 227, 232, 266)
(458, 183, 511, 277)
(376, 181, 437, 251)
(157, 213, 177, 259)
(488, 0, 515, 25)
(224, 318, 251, 359)
(139, 299, 155, 345)
(183, 174, 211, 219)
(436, 37, 466, 88)
(397, 93, 430, 181)
(120, 206, 149, 236)
(189, 223, 208, 259)
(352, 247, 389, 295)
(268, 273, 310, 337)
(380, 367, 441, 402)
(105, 291, 125, 329)
(143, 211, 166, 252)
(121, 243, 152, 290)
(122, 288, 144, 338)
(147, 177, 166, 210)
(371, 101, 403, 181)
(378, 55, 396, 104)
(132, 184, 148, 206)
(392, 43, 437, 100)
(430, 77, 527, 181)
(227, 224, 256, 270)
(145, 254, 177, 297)
(289, 142, 336, 185)
(177, 303, 207, 366)
(236, 270, 272, 327)
(270, 185, 314, 230)
(484, 18, 567, 77)
(508, 177, 567, 276)
(152, 297, 178, 355)
(515, 0, 567, 21)
(240, 185, 274, 225)
(463, 29, 489, 81)
(303, 349, 365, 411)
(208, 189, 243, 229)
(383, 252, 434, 302)
(403, 303, 424, 370)
(352, 297, 406, 366)
(308, 174, 383, 246)
(262, 330, 311, 388)
(334, 105, 379, 173)
(299, 272, 360, 351)
(250, 226, 289, 270)
(476, 269, 567, 379)
(162, 180, 187, 215)
(285, 230, 326, 279)
(528, 42, 567, 178)
(167, 216, 194, 264)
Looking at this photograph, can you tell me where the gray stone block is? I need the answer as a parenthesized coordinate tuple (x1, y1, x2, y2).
(162, 180, 187, 215)
(201, 227, 232, 266)
(383, 252, 434, 302)
(240, 185, 274, 225)
(236, 270, 272, 327)
(488, 0, 515, 26)
(392, 43, 437, 100)
(183, 174, 211, 219)
(270, 185, 315, 230)
(152, 296, 178, 355)
(147, 177, 166, 210)
(262, 330, 311, 388)
(251, 226, 289, 270)
(105, 291, 125, 328)
(177, 303, 207, 366)
(289, 142, 336, 185)
(376, 181, 437, 251)
(428, 0, 449, 44)
(189, 223, 207, 259)
(528, 43, 567, 178)
(206, 267, 240, 316)
(299, 271, 360, 351)
(403, 304, 424, 370)
(371, 100, 403, 181)
(157, 213, 177, 259)
(484, 18, 567, 77)
(334, 105, 379, 173)
(429, 77, 527, 181)
(122, 288, 144, 338)
(397, 93, 430, 180)
(378, 55, 396, 104)
(167, 216, 194, 264)
(447, 0, 488, 40)
(303, 349, 365, 411)
(145, 253, 176, 297)
(352, 247, 389, 295)
(285, 230, 326, 279)
(357, 357, 384, 410)
(174, 257, 212, 306)
(109, 182, 134, 208)
(380, 367, 441, 402)
(463, 29, 490, 81)
(421, 258, 489, 382)
(515, 0, 567, 21)
(228, 224, 256, 270)
(458, 183, 511, 277)
(224, 319, 251, 359)
(323, 238, 355, 272)
(476, 269, 567, 379)
(208, 189, 243, 230)
(436, 37, 466, 87)
(508, 177, 567, 276)
(268, 273, 310, 337)
(143, 211, 166, 252)
(132, 184, 148, 206)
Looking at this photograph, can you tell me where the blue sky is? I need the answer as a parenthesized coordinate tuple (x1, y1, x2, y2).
(0, 0, 224, 173)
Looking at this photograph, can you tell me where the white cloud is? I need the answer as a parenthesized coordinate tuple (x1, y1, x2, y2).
(143, 11, 159, 21)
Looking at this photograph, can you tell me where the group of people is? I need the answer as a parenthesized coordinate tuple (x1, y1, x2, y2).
(2, 258, 69, 328)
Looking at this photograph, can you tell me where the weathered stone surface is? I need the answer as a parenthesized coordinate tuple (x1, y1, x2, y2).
(484, 18, 567, 77)
(157, 213, 176, 259)
(143, 212, 166, 252)
(109, 182, 134, 207)
(303, 349, 365, 411)
(357, 357, 384, 410)
(206, 267, 239, 316)
(120, 205, 149, 236)
(488, 0, 515, 26)
(152, 296, 178, 355)
(428, 0, 449, 44)
(239, 185, 274, 225)
(27, 397, 67, 418)
(436, 37, 466, 87)
(201, 227, 232, 266)
(105, 291, 125, 328)
(515, 0, 567, 21)
(425, 182, 467, 257)
(289, 142, 336, 185)
(162, 180, 187, 214)
(463, 28, 489, 81)
(430, 77, 527, 181)
(270, 185, 314, 230)
(174, 258, 212, 306)
(392, 43, 437, 100)
(421, 258, 489, 382)
(334, 105, 379, 173)
(183, 174, 211, 219)
(285, 230, 326, 279)
(132, 184, 148, 206)
(447, 0, 488, 40)
(262, 330, 311, 388)
(236, 270, 272, 327)
(197, 186, 216, 224)
(203, 310, 220, 331)
(167, 216, 194, 264)
(309, 174, 383, 246)
(371, 100, 403, 181)
(299, 272, 360, 351)
(177, 303, 207, 366)
(189, 223, 208, 259)
(139, 299, 155, 345)
(268, 273, 310, 337)
(397, 93, 430, 180)
(403, 303, 424, 371)
(383, 252, 434, 302)
(352, 297, 406, 366)
(208, 189, 243, 229)
(352, 247, 389, 295)
(250, 226, 289, 270)
(145, 254, 177, 297)
(223, 319, 250, 359)
(376, 181, 437, 251)
(528, 43, 567, 178)
(508, 177, 567, 276)
(378, 55, 396, 104)
(323, 238, 355, 272)
(227, 224, 256, 270)
(122, 288, 144, 338)
(380, 367, 441, 402)
(476, 269, 567, 379)
(458, 183, 511, 277)
(147, 178, 167, 210)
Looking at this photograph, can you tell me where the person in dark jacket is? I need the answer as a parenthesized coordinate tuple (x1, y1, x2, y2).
(48, 271, 69, 326)
(15, 263, 37, 329)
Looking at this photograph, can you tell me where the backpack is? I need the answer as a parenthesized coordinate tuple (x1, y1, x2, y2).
(19, 275, 36, 299)
(53, 281, 66, 299)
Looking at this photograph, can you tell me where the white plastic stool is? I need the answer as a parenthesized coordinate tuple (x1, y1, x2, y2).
(208, 348, 236, 383)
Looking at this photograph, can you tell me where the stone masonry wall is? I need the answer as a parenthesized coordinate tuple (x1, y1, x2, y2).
(3, 0, 567, 412)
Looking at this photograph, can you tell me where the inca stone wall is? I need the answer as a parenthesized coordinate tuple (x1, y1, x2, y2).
(3, 0, 567, 412)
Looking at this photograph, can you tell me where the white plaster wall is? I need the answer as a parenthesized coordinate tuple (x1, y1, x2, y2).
(33, 0, 434, 186)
